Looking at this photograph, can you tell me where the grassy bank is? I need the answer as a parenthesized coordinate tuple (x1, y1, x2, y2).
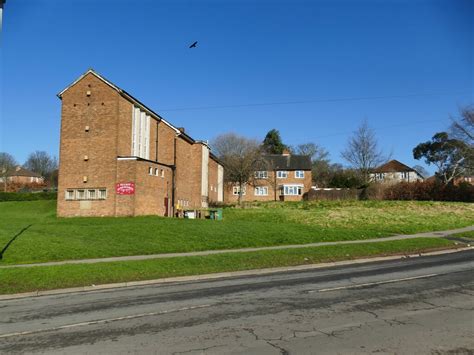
(0, 238, 456, 295)
(0, 200, 472, 265)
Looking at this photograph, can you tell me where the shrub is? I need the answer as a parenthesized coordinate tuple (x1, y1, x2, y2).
(0, 192, 57, 202)
(384, 181, 474, 202)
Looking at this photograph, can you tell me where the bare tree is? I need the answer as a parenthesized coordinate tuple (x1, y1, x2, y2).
(292, 142, 331, 187)
(412, 165, 429, 179)
(449, 106, 474, 174)
(0, 152, 17, 192)
(292, 143, 329, 162)
(450, 105, 474, 144)
(24, 151, 58, 184)
(212, 133, 263, 204)
(341, 120, 387, 183)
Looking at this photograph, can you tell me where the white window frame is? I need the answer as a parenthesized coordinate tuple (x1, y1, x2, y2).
(233, 186, 246, 196)
(76, 189, 86, 200)
(282, 185, 303, 196)
(98, 189, 107, 200)
(255, 171, 268, 179)
(148, 167, 153, 175)
(295, 170, 305, 179)
(66, 190, 75, 200)
(87, 189, 97, 200)
(155, 168, 159, 176)
(65, 188, 107, 200)
(277, 171, 288, 179)
(255, 186, 268, 196)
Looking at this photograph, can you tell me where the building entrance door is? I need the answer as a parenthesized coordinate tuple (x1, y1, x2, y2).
(164, 197, 169, 217)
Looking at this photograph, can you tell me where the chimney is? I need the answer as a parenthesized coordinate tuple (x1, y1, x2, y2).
(282, 148, 290, 156)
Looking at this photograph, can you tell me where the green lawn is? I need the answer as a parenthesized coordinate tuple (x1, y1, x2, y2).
(0, 200, 473, 265)
(0, 238, 457, 295)
(449, 230, 474, 240)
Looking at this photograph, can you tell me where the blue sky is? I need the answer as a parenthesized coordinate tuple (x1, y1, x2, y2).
(1, 0, 473, 173)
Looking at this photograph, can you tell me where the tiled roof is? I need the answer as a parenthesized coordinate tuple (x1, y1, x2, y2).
(6, 166, 42, 178)
(372, 160, 415, 173)
(263, 154, 312, 170)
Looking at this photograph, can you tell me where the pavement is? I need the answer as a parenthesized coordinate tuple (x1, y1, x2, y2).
(1, 249, 473, 354)
(1, 225, 472, 269)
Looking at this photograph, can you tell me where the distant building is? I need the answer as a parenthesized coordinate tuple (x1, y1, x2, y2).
(370, 160, 424, 184)
(454, 176, 474, 186)
(0, 166, 44, 184)
(57, 69, 224, 217)
(225, 151, 313, 202)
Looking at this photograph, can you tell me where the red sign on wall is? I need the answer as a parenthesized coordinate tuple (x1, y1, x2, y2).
(116, 182, 135, 195)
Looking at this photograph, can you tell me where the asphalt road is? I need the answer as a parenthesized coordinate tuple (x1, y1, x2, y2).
(1, 250, 473, 354)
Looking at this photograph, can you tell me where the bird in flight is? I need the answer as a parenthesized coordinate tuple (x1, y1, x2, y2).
(189, 41, 198, 48)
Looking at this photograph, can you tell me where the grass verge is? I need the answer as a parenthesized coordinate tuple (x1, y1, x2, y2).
(0, 200, 473, 265)
(448, 230, 474, 240)
(0, 238, 457, 295)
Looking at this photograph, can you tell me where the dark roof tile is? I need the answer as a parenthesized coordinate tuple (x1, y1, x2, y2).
(263, 154, 312, 170)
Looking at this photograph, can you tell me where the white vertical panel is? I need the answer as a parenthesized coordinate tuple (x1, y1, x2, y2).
(140, 111, 146, 158)
(145, 115, 150, 160)
(133, 107, 141, 156)
(131, 105, 136, 155)
(201, 145, 209, 207)
(217, 165, 224, 202)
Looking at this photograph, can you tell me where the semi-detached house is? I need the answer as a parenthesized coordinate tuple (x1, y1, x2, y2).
(57, 69, 224, 217)
(225, 152, 313, 203)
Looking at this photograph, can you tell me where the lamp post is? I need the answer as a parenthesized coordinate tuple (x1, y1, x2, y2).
(0, 1, 5, 33)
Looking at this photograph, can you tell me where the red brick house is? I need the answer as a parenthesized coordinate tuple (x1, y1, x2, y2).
(0, 166, 44, 184)
(57, 69, 224, 217)
(224, 152, 312, 203)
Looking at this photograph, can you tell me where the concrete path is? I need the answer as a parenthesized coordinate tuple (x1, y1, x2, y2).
(1, 225, 472, 269)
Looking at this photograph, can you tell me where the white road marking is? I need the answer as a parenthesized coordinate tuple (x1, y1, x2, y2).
(0, 304, 212, 339)
(311, 274, 439, 293)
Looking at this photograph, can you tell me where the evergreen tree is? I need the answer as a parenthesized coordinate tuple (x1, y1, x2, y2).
(262, 129, 286, 154)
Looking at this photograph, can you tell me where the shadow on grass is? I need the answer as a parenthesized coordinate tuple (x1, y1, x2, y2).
(0, 224, 32, 260)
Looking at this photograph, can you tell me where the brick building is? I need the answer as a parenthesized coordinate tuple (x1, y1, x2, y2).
(0, 166, 44, 184)
(57, 69, 224, 217)
(224, 152, 312, 203)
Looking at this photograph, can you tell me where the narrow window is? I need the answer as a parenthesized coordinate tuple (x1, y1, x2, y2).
(155, 168, 159, 176)
(88, 189, 96, 200)
(76, 189, 86, 200)
(98, 189, 107, 199)
(66, 190, 75, 200)
(148, 167, 153, 175)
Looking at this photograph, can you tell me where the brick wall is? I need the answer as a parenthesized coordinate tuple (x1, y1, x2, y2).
(57, 71, 223, 217)
(58, 73, 120, 217)
(224, 169, 313, 203)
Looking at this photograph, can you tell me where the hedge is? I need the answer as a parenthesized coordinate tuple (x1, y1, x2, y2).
(0, 192, 57, 202)
(383, 181, 474, 202)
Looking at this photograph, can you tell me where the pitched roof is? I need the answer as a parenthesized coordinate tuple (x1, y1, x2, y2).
(372, 160, 415, 173)
(263, 154, 312, 170)
(57, 69, 198, 145)
(6, 166, 42, 178)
